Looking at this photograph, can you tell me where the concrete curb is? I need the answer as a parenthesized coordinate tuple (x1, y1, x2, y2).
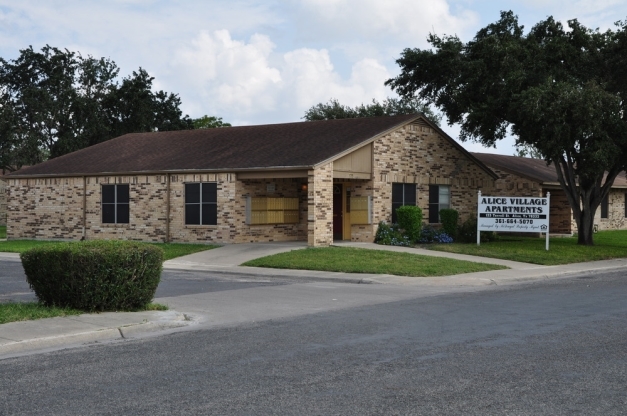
(0, 311, 192, 358)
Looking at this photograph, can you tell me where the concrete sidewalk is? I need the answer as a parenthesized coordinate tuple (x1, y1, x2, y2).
(2, 241, 627, 358)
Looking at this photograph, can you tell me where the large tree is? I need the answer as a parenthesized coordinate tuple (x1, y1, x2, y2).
(303, 97, 441, 126)
(192, 115, 231, 129)
(386, 11, 627, 245)
(0, 45, 193, 171)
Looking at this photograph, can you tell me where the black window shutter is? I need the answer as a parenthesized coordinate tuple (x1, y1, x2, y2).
(601, 194, 609, 219)
(429, 185, 440, 223)
(404, 185, 416, 205)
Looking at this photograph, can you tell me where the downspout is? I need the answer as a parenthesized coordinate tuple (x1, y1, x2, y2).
(82, 176, 87, 240)
(166, 174, 171, 243)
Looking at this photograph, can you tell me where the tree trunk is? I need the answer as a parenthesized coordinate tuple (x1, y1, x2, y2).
(576, 208, 595, 246)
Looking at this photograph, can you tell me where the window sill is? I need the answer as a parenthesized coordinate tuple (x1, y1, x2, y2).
(184, 225, 218, 228)
(100, 223, 132, 228)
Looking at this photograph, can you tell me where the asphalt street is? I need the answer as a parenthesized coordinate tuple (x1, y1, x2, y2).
(1, 269, 626, 415)
(0, 259, 300, 302)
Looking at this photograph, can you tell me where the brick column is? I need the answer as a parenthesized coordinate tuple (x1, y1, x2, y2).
(308, 162, 333, 247)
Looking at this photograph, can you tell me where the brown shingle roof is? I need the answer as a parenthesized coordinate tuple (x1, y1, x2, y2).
(10, 115, 422, 177)
(472, 152, 627, 187)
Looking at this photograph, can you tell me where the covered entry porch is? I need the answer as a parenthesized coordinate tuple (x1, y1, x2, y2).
(237, 143, 374, 247)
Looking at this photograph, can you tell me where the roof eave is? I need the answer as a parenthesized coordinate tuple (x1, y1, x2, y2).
(5, 165, 315, 179)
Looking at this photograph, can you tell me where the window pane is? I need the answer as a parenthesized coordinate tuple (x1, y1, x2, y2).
(601, 195, 609, 219)
(202, 203, 217, 225)
(429, 203, 440, 223)
(117, 204, 129, 223)
(185, 204, 200, 225)
(439, 187, 450, 205)
(404, 185, 416, 205)
(202, 183, 217, 203)
(102, 185, 115, 204)
(185, 183, 200, 203)
(429, 185, 439, 204)
(102, 204, 115, 223)
(116, 185, 130, 203)
(392, 183, 403, 204)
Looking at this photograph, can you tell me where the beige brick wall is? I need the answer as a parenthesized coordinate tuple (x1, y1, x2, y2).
(0, 178, 6, 227)
(169, 173, 307, 244)
(347, 121, 497, 241)
(7, 173, 309, 244)
(308, 162, 334, 246)
(594, 189, 626, 231)
(7, 177, 84, 239)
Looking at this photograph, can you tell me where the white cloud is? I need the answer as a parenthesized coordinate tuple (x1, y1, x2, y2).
(292, 0, 480, 47)
(173, 30, 395, 125)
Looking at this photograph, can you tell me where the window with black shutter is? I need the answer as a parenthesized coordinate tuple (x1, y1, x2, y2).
(391, 183, 416, 223)
(185, 183, 217, 225)
(102, 184, 129, 224)
(601, 194, 609, 219)
(428, 185, 450, 223)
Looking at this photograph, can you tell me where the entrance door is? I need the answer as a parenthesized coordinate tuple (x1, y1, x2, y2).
(333, 184, 343, 240)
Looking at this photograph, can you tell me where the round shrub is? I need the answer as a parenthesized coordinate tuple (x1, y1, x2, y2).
(20, 240, 163, 312)
(396, 205, 423, 242)
(458, 216, 497, 243)
(439, 209, 459, 238)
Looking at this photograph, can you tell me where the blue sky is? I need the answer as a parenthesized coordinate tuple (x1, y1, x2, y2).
(1, 0, 626, 154)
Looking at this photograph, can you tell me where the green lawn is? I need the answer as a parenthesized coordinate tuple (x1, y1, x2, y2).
(0, 302, 168, 325)
(0, 239, 218, 261)
(0, 302, 82, 324)
(428, 230, 627, 265)
(0, 226, 5, 239)
(243, 246, 507, 277)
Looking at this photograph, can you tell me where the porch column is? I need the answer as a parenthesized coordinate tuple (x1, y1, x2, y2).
(307, 162, 333, 247)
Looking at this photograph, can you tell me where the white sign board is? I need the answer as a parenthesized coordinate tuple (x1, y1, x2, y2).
(477, 191, 551, 249)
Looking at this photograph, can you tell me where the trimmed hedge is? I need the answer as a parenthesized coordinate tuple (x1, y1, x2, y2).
(439, 209, 459, 238)
(396, 205, 423, 242)
(20, 240, 163, 312)
(458, 216, 497, 243)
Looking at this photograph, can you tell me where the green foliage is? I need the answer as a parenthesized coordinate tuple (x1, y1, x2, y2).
(20, 240, 163, 312)
(303, 97, 441, 125)
(431, 230, 627, 265)
(386, 11, 627, 245)
(0, 302, 82, 325)
(0, 46, 193, 172)
(439, 209, 459, 238)
(457, 216, 496, 244)
(0, 225, 5, 239)
(374, 222, 411, 246)
(396, 205, 423, 242)
(242, 247, 507, 277)
(418, 225, 454, 244)
(0, 239, 217, 260)
(192, 115, 231, 129)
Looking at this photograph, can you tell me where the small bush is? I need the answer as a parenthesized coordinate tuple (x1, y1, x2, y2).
(418, 225, 454, 244)
(374, 222, 411, 246)
(396, 205, 423, 242)
(458, 216, 497, 243)
(439, 209, 459, 238)
(20, 240, 163, 312)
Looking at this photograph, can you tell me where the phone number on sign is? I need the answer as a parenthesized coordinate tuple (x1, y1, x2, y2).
(494, 219, 534, 224)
